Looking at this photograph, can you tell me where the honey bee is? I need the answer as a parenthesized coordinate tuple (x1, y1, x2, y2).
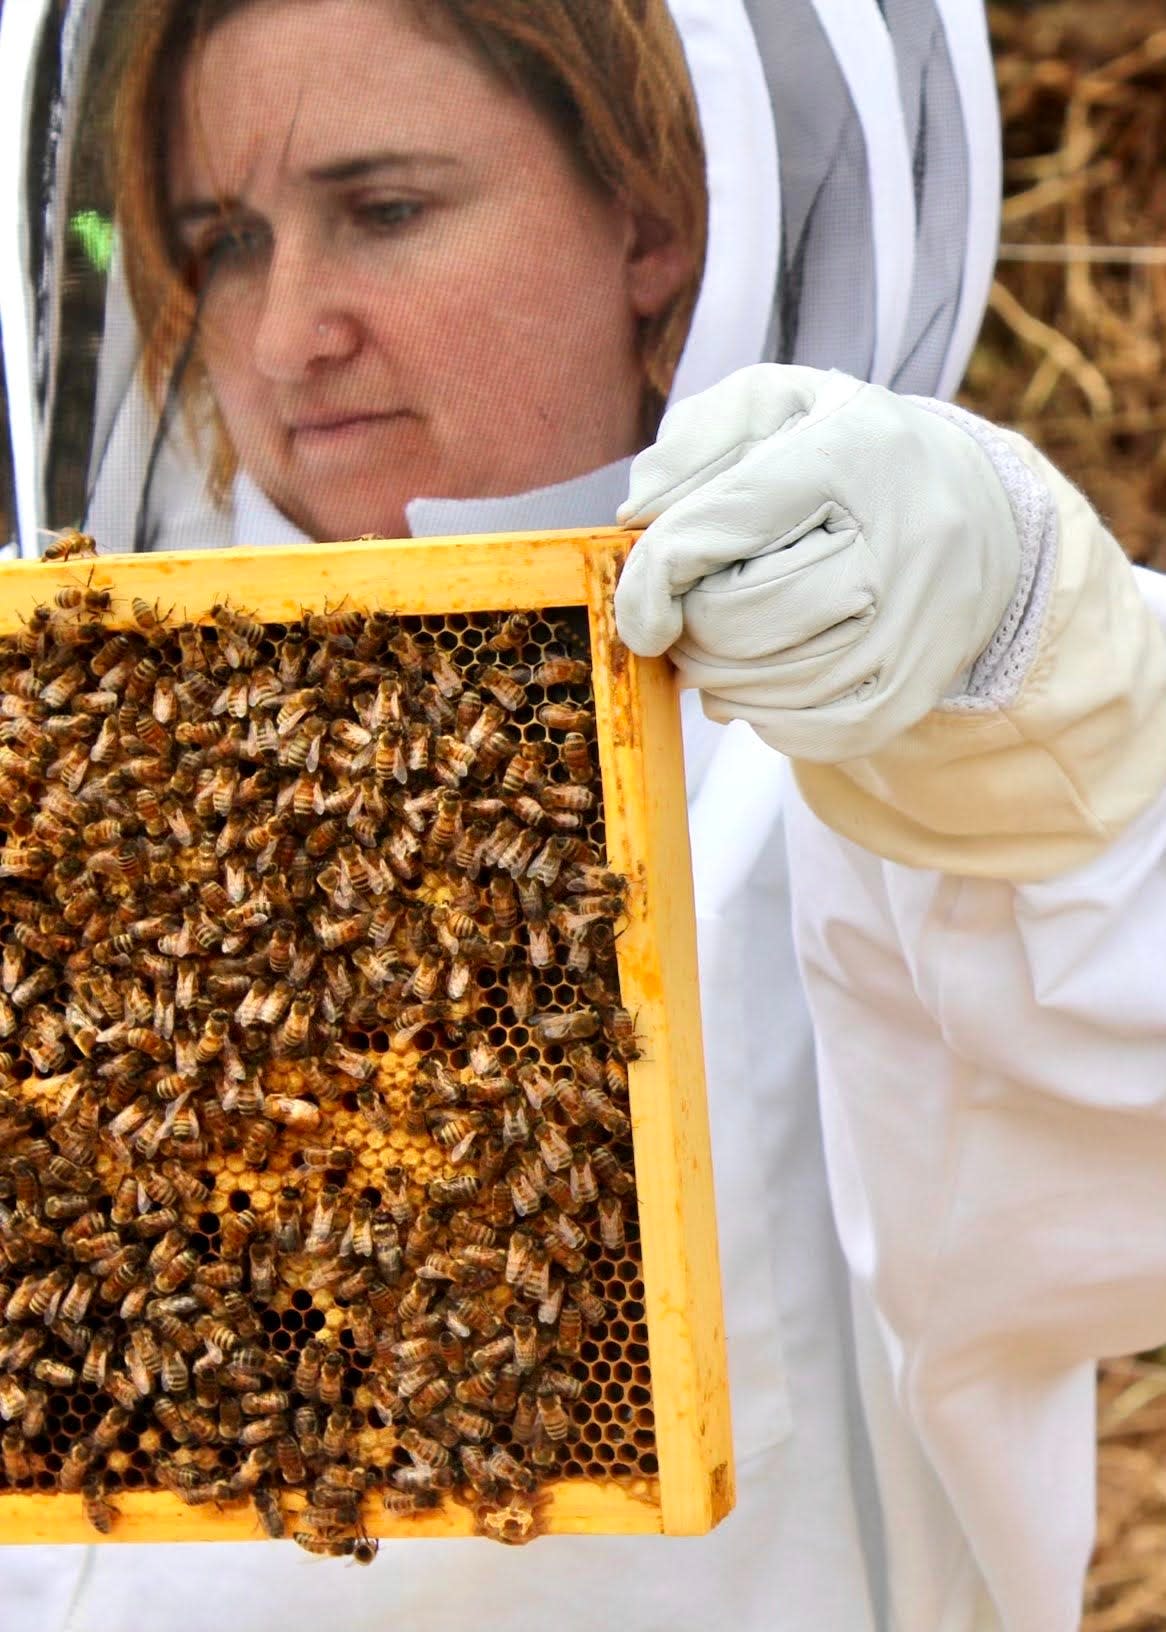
(239, 1117, 277, 1169)
(84, 1403, 130, 1454)
(429, 733, 472, 784)
(131, 595, 171, 635)
(292, 1533, 354, 1558)
(531, 654, 589, 686)
(481, 612, 531, 654)
(252, 1485, 285, 1538)
(1, 1426, 31, 1482)
(318, 1350, 346, 1406)
(534, 699, 593, 734)
(568, 1148, 599, 1210)
(249, 1237, 277, 1302)
(42, 529, 98, 562)
(532, 1118, 573, 1173)
(231, 1444, 277, 1492)
(567, 1279, 608, 1326)
(269, 1432, 305, 1486)
(57, 1270, 97, 1326)
(240, 1415, 285, 1447)
(80, 1327, 115, 1388)
(23, 1264, 69, 1320)
(56, 1439, 95, 1493)
(75, 1477, 119, 1536)
(603, 1004, 641, 1061)
(241, 1389, 290, 1419)
(474, 663, 528, 712)
(406, 1376, 452, 1420)
(507, 1165, 543, 1220)
(532, 1007, 599, 1044)
(578, 1085, 628, 1138)
(541, 782, 595, 813)
(309, 604, 365, 641)
(289, 1339, 323, 1399)
(320, 1404, 352, 1459)
(0, 1374, 29, 1423)
(300, 1185, 338, 1256)
(264, 1093, 320, 1130)
(219, 1209, 258, 1261)
(556, 731, 594, 784)
(253, 980, 292, 1027)
(158, 1341, 189, 1396)
(596, 1193, 625, 1252)
(486, 1447, 537, 1494)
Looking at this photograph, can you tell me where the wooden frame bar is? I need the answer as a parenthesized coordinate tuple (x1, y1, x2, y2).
(0, 527, 733, 1541)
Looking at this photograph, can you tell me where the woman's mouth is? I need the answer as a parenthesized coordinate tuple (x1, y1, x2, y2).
(292, 411, 399, 435)
(289, 412, 412, 460)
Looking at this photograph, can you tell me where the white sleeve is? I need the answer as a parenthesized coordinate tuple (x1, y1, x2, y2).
(783, 761, 1166, 1632)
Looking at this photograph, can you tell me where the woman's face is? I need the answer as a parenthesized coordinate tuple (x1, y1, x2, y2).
(166, 0, 690, 540)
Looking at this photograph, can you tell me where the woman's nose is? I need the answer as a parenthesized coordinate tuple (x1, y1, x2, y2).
(251, 245, 359, 380)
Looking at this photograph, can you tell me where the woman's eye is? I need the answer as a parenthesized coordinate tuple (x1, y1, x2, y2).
(358, 199, 422, 231)
(185, 223, 268, 289)
(208, 224, 268, 265)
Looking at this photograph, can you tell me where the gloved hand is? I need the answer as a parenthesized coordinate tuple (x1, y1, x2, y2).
(614, 364, 1022, 762)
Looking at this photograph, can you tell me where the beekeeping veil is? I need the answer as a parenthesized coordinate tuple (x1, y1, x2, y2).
(0, 0, 999, 557)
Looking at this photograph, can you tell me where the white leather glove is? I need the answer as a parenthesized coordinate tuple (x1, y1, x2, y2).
(614, 365, 1022, 762)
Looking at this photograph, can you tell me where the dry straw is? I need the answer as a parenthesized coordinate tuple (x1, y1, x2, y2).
(962, 3, 1166, 569)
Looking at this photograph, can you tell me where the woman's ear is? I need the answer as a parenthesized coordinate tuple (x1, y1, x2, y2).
(624, 209, 696, 319)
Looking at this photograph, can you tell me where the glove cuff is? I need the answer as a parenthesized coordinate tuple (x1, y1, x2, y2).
(908, 397, 1056, 712)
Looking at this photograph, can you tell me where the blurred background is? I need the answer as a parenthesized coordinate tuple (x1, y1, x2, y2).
(961, 2, 1166, 576)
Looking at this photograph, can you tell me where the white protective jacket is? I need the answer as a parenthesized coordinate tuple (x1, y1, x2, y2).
(3, 6, 1166, 1632)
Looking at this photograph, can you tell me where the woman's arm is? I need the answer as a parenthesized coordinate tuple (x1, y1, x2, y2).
(784, 767, 1166, 1631)
(793, 425, 1166, 879)
(615, 364, 1166, 883)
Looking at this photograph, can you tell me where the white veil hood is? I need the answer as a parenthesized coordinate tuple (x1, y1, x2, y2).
(0, 0, 999, 557)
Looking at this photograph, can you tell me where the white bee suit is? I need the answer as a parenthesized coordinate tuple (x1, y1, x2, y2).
(5, 3, 1166, 1632)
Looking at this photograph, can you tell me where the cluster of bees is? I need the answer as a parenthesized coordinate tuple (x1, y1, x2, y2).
(0, 554, 647, 1556)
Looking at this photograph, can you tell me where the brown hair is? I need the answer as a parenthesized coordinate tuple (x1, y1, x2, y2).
(111, 0, 708, 500)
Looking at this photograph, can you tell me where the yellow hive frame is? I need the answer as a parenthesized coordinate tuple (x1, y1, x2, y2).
(0, 526, 732, 1543)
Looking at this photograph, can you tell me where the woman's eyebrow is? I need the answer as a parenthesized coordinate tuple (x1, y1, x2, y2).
(168, 152, 461, 229)
(169, 198, 247, 235)
(302, 150, 461, 184)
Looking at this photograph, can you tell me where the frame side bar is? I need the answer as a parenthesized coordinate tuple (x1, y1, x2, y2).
(585, 543, 734, 1535)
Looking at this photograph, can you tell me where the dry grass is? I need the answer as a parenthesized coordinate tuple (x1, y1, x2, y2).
(961, 2, 1166, 568)
(1088, 1363, 1166, 1630)
(958, 7, 1166, 1627)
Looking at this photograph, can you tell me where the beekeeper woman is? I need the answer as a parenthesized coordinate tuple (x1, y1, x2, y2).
(5, 3, 1166, 1632)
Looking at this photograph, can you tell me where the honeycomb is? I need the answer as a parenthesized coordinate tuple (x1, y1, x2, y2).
(0, 564, 655, 1555)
